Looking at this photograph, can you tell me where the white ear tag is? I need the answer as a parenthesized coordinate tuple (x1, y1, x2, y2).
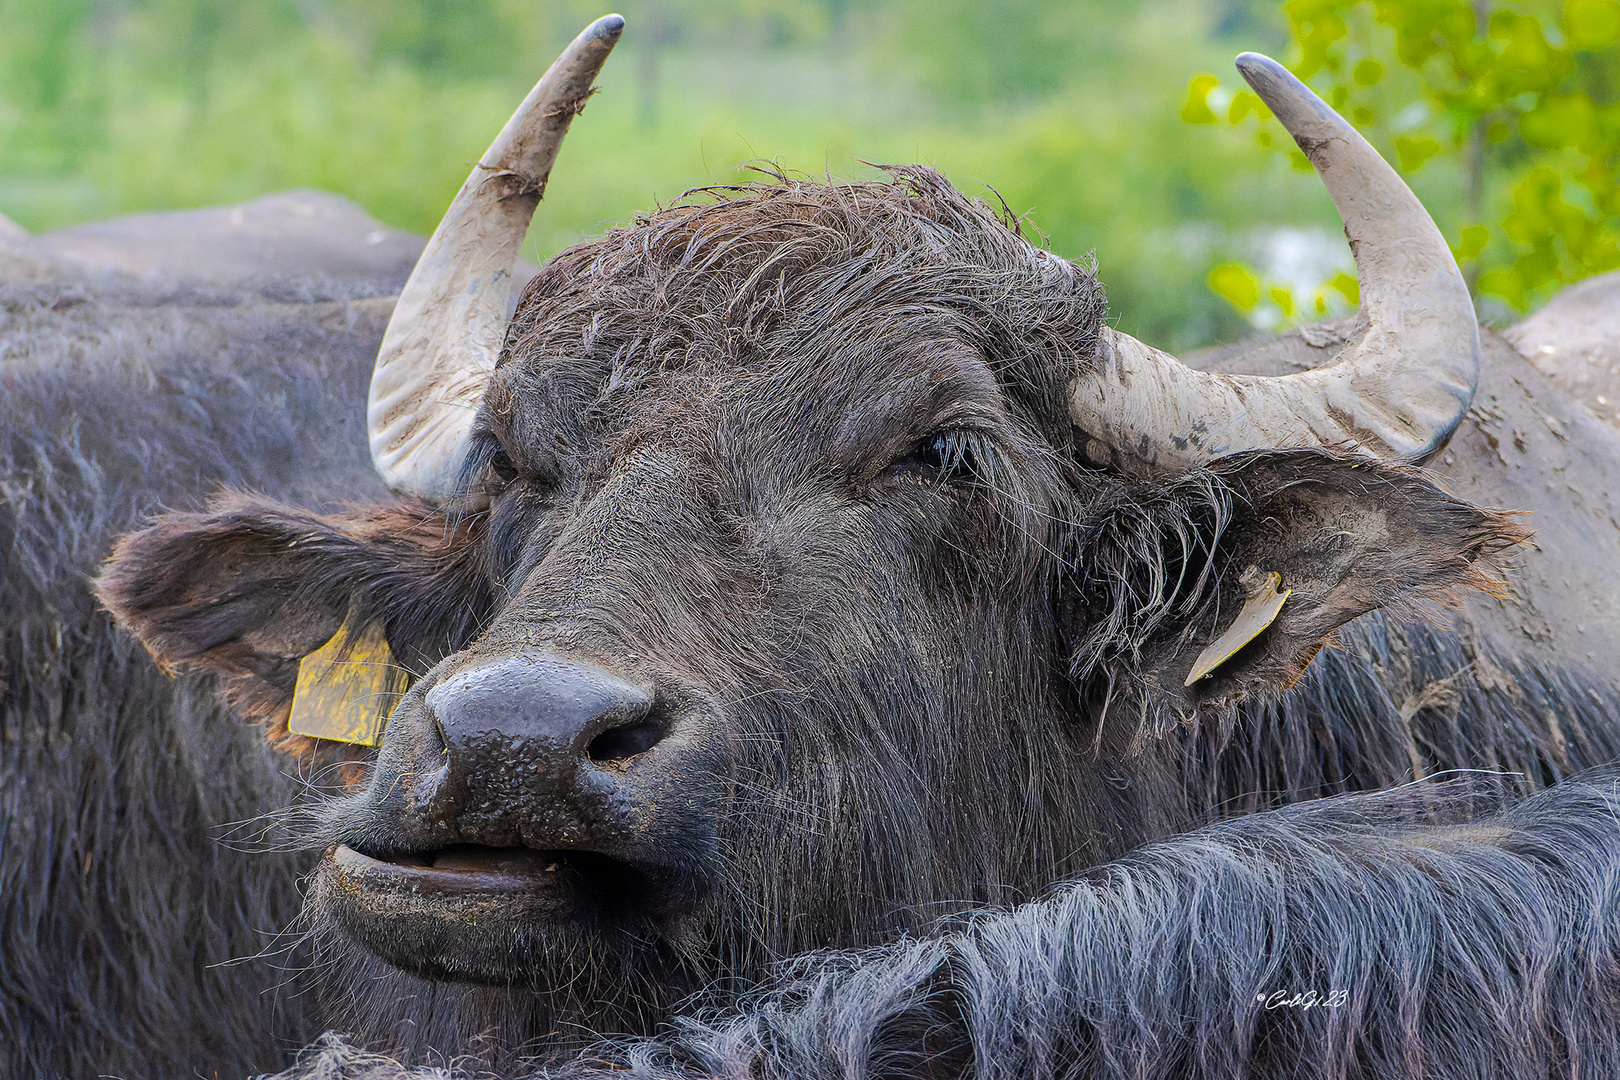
(287, 622, 402, 746)
(1184, 570, 1290, 686)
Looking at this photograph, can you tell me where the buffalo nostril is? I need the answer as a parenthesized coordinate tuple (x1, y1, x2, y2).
(587, 720, 665, 764)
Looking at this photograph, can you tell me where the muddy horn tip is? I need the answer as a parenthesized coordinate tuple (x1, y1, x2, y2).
(591, 13, 626, 41)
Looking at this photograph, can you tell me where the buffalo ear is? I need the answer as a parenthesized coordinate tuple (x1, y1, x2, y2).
(96, 493, 494, 755)
(1065, 449, 1526, 723)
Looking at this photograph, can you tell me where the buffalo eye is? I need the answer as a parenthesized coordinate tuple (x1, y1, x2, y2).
(891, 429, 984, 487)
(488, 447, 519, 486)
(456, 436, 525, 505)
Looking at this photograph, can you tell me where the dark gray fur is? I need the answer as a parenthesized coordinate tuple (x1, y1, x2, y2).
(1, 256, 393, 1076)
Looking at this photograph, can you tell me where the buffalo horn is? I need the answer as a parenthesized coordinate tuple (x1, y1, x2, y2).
(1069, 52, 1479, 471)
(368, 14, 624, 499)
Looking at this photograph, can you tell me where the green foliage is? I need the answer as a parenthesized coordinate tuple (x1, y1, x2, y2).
(1184, 74, 1223, 122)
(8, 1, 1605, 349)
(1206, 259, 1357, 324)
(26, 3, 1493, 357)
(1190, 0, 1620, 323)
(1209, 261, 1262, 308)
(1, 0, 1308, 352)
(862, 0, 1109, 108)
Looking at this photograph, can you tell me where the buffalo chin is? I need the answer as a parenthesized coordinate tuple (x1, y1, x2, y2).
(316, 842, 682, 987)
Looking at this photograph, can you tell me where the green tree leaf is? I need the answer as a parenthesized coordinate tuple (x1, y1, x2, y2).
(1456, 224, 1491, 260)
(1228, 90, 1260, 124)
(1352, 58, 1384, 85)
(1520, 92, 1598, 151)
(1268, 285, 1297, 317)
(1328, 271, 1359, 307)
(1395, 134, 1443, 172)
(1182, 74, 1219, 125)
(1209, 262, 1262, 313)
(1565, 0, 1620, 49)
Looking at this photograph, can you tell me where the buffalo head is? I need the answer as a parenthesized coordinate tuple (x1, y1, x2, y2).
(99, 14, 1521, 1050)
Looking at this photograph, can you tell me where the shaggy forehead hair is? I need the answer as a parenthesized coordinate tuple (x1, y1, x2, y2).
(498, 166, 1108, 429)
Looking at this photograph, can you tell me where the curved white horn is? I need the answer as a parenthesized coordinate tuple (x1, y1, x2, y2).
(368, 14, 624, 499)
(1070, 52, 1479, 472)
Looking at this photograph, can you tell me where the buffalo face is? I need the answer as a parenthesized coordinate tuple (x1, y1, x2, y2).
(313, 176, 1122, 990)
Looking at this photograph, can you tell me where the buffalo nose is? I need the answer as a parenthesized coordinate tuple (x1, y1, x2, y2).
(425, 653, 661, 768)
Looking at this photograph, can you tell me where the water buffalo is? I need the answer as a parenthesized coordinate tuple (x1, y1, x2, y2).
(9, 13, 1620, 1078)
(0, 191, 404, 1077)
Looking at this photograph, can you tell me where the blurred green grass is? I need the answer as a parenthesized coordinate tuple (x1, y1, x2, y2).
(0, 0, 1370, 349)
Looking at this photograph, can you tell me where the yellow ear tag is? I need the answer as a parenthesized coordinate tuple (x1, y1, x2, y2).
(1184, 571, 1291, 686)
(287, 622, 402, 746)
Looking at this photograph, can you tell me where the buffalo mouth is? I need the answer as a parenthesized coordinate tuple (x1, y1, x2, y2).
(318, 843, 685, 984)
(331, 842, 658, 900)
